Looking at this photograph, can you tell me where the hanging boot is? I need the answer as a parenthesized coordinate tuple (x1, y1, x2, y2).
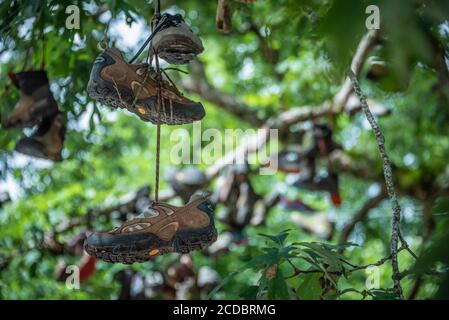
(87, 48, 205, 125)
(3, 70, 58, 129)
(151, 13, 204, 65)
(84, 193, 217, 264)
(216, 0, 232, 33)
(313, 124, 339, 157)
(315, 172, 341, 206)
(15, 112, 65, 161)
(216, 0, 257, 33)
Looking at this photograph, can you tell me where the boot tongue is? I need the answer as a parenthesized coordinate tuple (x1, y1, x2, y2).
(106, 47, 124, 58)
(135, 205, 159, 219)
(187, 192, 207, 204)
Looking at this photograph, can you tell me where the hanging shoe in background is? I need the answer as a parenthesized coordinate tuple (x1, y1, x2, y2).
(216, 0, 232, 33)
(165, 167, 208, 203)
(293, 172, 341, 207)
(279, 197, 316, 213)
(15, 112, 65, 162)
(216, 0, 257, 33)
(87, 48, 205, 125)
(313, 124, 339, 157)
(151, 13, 204, 65)
(314, 172, 341, 207)
(84, 193, 217, 264)
(3, 70, 58, 129)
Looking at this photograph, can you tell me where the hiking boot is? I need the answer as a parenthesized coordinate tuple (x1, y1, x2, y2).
(15, 112, 65, 161)
(151, 13, 204, 65)
(87, 48, 205, 125)
(3, 71, 58, 129)
(84, 193, 217, 264)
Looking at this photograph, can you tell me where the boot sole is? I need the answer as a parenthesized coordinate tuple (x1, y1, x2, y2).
(84, 223, 217, 264)
(87, 55, 203, 125)
(152, 28, 203, 65)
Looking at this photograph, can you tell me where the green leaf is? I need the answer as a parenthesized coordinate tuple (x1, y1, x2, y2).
(368, 289, 400, 300)
(267, 267, 290, 300)
(258, 229, 291, 246)
(295, 242, 346, 272)
(240, 285, 259, 300)
(297, 273, 322, 300)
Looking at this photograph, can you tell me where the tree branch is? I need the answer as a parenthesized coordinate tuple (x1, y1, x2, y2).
(181, 31, 381, 130)
(349, 70, 407, 299)
(182, 59, 266, 127)
(333, 30, 381, 110)
(338, 189, 387, 246)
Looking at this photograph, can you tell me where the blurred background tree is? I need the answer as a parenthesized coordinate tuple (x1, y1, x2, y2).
(0, 0, 448, 300)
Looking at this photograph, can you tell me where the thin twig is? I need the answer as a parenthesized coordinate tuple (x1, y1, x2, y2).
(338, 189, 387, 250)
(284, 246, 409, 279)
(348, 70, 407, 299)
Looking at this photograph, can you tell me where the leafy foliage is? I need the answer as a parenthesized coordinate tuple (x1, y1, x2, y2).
(1, 0, 449, 300)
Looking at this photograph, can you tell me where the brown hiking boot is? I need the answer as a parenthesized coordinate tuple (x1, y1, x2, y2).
(15, 112, 65, 161)
(87, 48, 205, 125)
(3, 71, 58, 129)
(84, 193, 217, 264)
(151, 13, 204, 65)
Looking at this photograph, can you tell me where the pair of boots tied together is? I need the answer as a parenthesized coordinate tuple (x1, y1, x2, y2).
(4, 70, 65, 161)
(85, 12, 217, 264)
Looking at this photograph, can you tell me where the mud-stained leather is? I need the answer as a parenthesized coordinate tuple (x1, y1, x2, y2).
(5, 79, 57, 128)
(99, 48, 193, 105)
(106, 196, 211, 241)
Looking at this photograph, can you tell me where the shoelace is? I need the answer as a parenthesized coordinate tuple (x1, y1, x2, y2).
(131, 1, 189, 204)
(128, 13, 184, 64)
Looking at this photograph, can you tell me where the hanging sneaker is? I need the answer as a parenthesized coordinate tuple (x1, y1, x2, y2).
(15, 112, 65, 161)
(151, 13, 204, 65)
(84, 193, 217, 264)
(3, 70, 58, 129)
(87, 48, 205, 125)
